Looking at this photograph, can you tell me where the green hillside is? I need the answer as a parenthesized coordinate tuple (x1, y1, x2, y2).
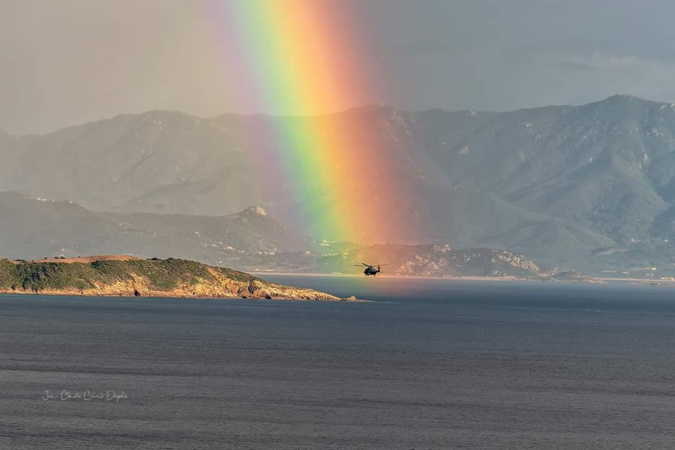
(0, 257, 341, 300)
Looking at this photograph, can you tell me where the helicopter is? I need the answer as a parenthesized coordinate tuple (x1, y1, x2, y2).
(354, 263, 386, 276)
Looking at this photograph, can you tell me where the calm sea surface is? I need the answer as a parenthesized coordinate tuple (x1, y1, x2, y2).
(3, 277, 675, 448)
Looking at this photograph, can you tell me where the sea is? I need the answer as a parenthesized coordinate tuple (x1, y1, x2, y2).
(3, 277, 675, 449)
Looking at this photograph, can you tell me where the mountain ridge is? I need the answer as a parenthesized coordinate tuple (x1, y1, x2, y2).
(0, 192, 546, 277)
(3, 94, 675, 272)
(0, 191, 311, 262)
(6, 94, 663, 137)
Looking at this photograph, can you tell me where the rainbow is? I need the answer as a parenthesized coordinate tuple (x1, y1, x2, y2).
(209, 0, 404, 242)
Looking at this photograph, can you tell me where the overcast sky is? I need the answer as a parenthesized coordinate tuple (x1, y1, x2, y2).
(3, 0, 675, 134)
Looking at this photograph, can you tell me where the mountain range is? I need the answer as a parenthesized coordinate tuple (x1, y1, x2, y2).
(3, 94, 675, 274)
(0, 192, 540, 277)
(0, 192, 309, 262)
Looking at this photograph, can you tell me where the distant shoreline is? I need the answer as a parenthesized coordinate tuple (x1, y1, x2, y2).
(260, 272, 675, 286)
(256, 272, 524, 281)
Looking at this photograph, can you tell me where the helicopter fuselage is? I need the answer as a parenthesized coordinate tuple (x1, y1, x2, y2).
(364, 266, 380, 276)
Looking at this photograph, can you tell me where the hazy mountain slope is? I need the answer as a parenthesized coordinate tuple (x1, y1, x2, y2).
(408, 95, 674, 245)
(0, 107, 495, 241)
(4, 95, 675, 270)
(0, 192, 309, 262)
(403, 96, 675, 268)
(0, 192, 544, 278)
(0, 112, 268, 215)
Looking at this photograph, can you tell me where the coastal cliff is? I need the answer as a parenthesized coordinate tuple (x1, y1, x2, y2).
(0, 256, 343, 301)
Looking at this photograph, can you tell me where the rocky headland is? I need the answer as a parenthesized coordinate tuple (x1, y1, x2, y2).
(0, 256, 348, 301)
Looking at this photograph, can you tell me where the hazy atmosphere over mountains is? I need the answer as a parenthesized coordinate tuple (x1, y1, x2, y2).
(5, 1, 675, 278)
(4, 95, 675, 275)
(5, 1, 675, 135)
